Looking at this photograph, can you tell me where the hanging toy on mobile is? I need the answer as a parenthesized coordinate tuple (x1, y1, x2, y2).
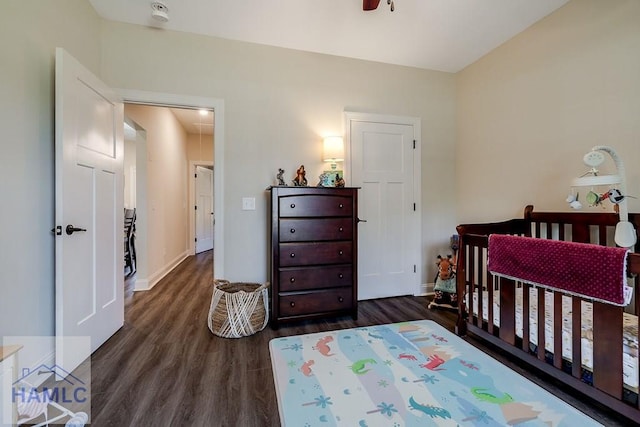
(602, 188, 636, 204)
(566, 193, 582, 209)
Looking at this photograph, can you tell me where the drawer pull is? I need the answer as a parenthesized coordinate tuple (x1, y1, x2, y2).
(290, 203, 296, 209)
(290, 228, 296, 233)
(338, 203, 344, 208)
(338, 273, 344, 279)
(290, 253, 296, 258)
(338, 296, 344, 303)
(290, 301, 295, 307)
(338, 250, 343, 256)
(338, 227, 343, 232)
(290, 277, 295, 283)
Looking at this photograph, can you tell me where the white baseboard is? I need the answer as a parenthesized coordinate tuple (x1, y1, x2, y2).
(421, 282, 435, 296)
(134, 251, 189, 291)
(418, 282, 435, 296)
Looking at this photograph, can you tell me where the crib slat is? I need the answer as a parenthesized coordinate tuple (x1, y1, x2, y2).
(572, 223, 590, 244)
(636, 273, 640, 411)
(499, 277, 516, 345)
(537, 289, 546, 361)
(476, 248, 484, 330)
(486, 258, 494, 335)
(469, 246, 478, 328)
(455, 237, 468, 336)
(553, 292, 562, 369)
(592, 302, 623, 399)
(571, 298, 582, 380)
(522, 283, 530, 353)
(598, 225, 607, 246)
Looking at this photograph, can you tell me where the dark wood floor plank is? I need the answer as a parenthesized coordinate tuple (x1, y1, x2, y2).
(62, 250, 631, 426)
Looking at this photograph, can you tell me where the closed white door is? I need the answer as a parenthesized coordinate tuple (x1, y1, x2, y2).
(195, 166, 214, 253)
(55, 48, 124, 373)
(349, 115, 420, 300)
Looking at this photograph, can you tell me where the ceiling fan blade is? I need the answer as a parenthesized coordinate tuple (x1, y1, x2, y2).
(363, 0, 381, 11)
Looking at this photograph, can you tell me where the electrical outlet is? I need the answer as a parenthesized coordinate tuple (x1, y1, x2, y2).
(242, 197, 256, 210)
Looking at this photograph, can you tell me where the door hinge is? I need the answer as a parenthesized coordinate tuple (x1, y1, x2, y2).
(195, 205, 198, 210)
(413, 264, 416, 273)
(413, 203, 416, 211)
(195, 237, 198, 242)
(413, 140, 416, 149)
(195, 173, 197, 178)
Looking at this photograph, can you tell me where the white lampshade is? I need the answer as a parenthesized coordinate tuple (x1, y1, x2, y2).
(323, 137, 344, 162)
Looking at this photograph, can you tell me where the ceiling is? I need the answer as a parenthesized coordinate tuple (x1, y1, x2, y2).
(88, 0, 569, 73)
(98, 0, 569, 136)
(170, 107, 214, 136)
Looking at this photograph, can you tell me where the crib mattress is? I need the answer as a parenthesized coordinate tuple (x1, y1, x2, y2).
(472, 287, 639, 391)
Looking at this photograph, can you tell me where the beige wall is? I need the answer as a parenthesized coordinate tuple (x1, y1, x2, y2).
(186, 132, 214, 164)
(6, 0, 637, 363)
(456, 0, 640, 223)
(0, 0, 102, 358)
(124, 105, 190, 285)
(124, 139, 136, 209)
(100, 22, 457, 284)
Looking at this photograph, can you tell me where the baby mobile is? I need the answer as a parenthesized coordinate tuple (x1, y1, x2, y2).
(566, 147, 635, 212)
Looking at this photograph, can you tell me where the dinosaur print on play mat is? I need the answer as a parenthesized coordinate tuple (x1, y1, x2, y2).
(270, 320, 603, 426)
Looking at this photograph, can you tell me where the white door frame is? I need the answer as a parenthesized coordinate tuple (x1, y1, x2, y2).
(119, 89, 225, 279)
(344, 111, 422, 296)
(190, 160, 214, 255)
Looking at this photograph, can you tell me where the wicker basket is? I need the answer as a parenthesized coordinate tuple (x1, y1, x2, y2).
(207, 279, 269, 338)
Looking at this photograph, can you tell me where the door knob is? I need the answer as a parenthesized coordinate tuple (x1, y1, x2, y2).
(65, 225, 87, 235)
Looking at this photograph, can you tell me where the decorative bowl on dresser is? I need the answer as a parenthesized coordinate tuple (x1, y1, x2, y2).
(269, 186, 359, 327)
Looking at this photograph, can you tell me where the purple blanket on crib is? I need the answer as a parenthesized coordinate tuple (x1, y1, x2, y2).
(488, 234, 628, 305)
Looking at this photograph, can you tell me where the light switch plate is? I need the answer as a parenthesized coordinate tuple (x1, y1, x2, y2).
(242, 197, 256, 210)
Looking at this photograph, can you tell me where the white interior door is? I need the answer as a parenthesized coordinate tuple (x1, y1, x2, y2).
(350, 116, 419, 300)
(55, 48, 124, 374)
(195, 166, 214, 253)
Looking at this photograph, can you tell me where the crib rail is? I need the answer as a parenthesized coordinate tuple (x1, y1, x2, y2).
(455, 205, 640, 422)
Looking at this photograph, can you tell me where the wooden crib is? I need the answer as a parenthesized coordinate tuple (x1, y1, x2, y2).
(455, 205, 640, 422)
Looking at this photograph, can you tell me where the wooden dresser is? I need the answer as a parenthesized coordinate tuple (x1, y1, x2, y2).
(269, 186, 359, 326)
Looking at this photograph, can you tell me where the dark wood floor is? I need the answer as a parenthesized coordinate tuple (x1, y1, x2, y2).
(74, 251, 635, 426)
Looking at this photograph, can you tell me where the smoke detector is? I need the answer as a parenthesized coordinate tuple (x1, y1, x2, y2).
(151, 2, 169, 22)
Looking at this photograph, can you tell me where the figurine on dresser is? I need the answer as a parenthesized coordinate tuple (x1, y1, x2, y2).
(292, 165, 308, 186)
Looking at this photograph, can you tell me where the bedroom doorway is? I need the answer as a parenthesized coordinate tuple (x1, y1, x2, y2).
(120, 90, 225, 280)
(122, 102, 218, 291)
(193, 164, 214, 254)
(346, 112, 421, 300)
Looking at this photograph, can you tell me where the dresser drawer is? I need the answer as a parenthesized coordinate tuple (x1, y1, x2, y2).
(279, 265, 352, 292)
(279, 195, 353, 217)
(279, 218, 353, 242)
(279, 242, 352, 267)
(279, 289, 353, 317)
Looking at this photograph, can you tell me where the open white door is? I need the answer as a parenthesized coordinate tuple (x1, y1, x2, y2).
(349, 115, 420, 300)
(195, 166, 214, 253)
(55, 48, 124, 373)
